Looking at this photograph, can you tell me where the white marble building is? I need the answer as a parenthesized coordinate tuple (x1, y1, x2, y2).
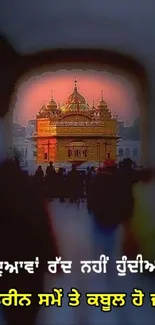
(13, 120, 37, 174)
(26, 119, 36, 137)
(117, 139, 141, 165)
(13, 136, 36, 173)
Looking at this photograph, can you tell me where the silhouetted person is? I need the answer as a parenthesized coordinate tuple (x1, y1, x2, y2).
(86, 166, 96, 212)
(65, 171, 70, 199)
(119, 158, 134, 175)
(0, 159, 60, 325)
(45, 161, 56, 198)
(68, 164, 80, 203)
(34, 165, 44, 185)
(79, 171, 85, 202)
(85, 167, 91, 197)
(57, 167, 65, 202)
(46, 161, 54, 177)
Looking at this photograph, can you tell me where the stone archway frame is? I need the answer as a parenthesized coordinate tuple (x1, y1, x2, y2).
(0, 36, 148, 164)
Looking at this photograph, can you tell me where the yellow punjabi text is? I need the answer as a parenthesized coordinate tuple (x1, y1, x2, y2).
(131, 288, 145, 307)
(0, 289, 32, 306)
(0, 288, 150, 310)
(149, 293, 155, 307)
(38, 288, 63, 307)
(67, 288, 81, 307)
(86, 293, 126, 312)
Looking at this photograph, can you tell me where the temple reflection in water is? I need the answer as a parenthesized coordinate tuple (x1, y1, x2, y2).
(33, 79, 119, 168)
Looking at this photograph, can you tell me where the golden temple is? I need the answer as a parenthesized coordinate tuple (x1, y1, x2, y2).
(34, 79, 118, 167)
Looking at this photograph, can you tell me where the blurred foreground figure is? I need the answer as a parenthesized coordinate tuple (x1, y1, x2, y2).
(88, 164, 134, 257)
(123, 168, 155, 264)
(34, 165, 44, 186)
(0, 159, 59, 325)
(68, 164, 80, 203)
(56, 167, 65, 202)
(34, 164, 44, 177)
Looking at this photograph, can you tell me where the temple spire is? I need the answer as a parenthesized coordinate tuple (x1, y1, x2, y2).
(74, 78, 77, 91)
(101, 90, 103, 101)
(51, 90, 54, 100)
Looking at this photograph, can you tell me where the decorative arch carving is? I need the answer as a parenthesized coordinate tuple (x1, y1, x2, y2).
(61, 112, 92, 122)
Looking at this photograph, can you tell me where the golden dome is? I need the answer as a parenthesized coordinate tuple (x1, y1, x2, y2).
(61, 79, 90, 112)
(91, 101, 97, 110)
(38, 92, 58, 118)
(97, 91, 112, 118)
(38, 103, 47, 117)
(97, 91, 107, 109)
(46, 91, 57, 111)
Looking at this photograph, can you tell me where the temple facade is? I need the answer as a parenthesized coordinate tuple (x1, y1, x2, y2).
(33, 80, 118, 168)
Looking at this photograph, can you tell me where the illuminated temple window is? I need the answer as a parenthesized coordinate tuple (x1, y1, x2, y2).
(75, 149, 78, 158)
(44, 153, 48, 161)
(73, 149, 87, 158)
(68, 148, 88, 159)
(68, 149, 72, 157)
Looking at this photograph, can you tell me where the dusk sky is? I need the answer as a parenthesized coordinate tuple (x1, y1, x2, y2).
(14, 69, 140, 126)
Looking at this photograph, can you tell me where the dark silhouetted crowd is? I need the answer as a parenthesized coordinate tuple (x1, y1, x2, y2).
(33, 160, 138, 205)
(0, 157, 153, 325)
